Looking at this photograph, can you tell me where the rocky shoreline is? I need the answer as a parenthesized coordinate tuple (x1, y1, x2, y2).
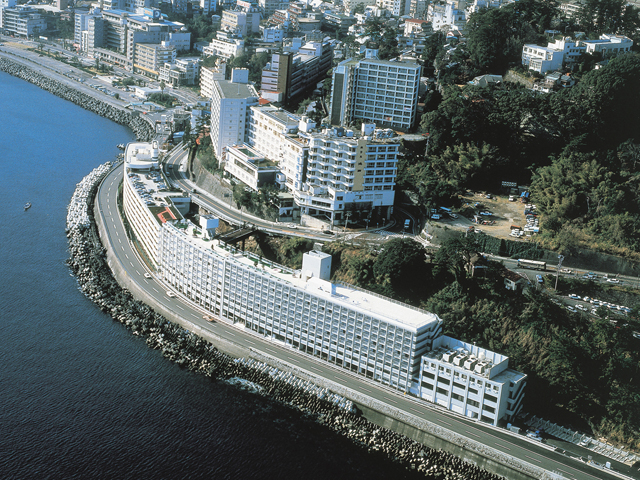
(0, 56, 154, 142)
(65, 162, 508, 480)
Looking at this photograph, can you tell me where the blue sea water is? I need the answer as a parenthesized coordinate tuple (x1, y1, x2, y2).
(0, 72, 419, 480)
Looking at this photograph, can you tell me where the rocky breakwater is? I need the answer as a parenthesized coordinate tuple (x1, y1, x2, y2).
(66, 163, 518, 480)
(0, 56, 154, 141)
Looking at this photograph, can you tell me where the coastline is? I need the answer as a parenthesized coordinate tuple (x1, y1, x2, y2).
(4, 44, 543, 479)
(0, 52, 154, 142)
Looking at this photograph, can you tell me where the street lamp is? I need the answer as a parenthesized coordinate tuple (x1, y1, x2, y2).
(555, 254, 564, 291)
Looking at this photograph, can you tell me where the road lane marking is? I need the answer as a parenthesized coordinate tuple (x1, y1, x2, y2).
(152, 287, 159, 293)
(386, 398, 397, 404)
(494, 443, 511, 451)
(176, 305, 184, 310)
(465, 430, 480, 438)
(524, 455, 541, 463)
(129, 262, 134, 267)
(245, 339, 256, 345)
(409, 407, 423, 415)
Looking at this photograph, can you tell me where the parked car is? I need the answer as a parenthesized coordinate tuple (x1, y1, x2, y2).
(576, 304, 586, 311)
(431, 213, 441, 220)
(144, 272, 152, 279)
(479, 211, 492, 216)
(536, 275, 543, 283)
(567, 306, 577, 312)
(448, 213, 458, 219)
(607, 278, 620, 284)
(568, 294, 581, 300)
(166, 291, 176, 298)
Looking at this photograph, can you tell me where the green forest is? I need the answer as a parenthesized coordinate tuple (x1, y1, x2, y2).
(262, 236, 640, 450)
(402, 0, 640, 259)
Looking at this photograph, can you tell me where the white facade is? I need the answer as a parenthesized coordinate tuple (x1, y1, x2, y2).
(330, 57, 421, 131)
(210, 73, 260, 161)
(1, 6, 47, 37)
(122, 141, 187, 267)
(582, 34, 633, 57)
(418, 336, 527, 425)
(521, 44, 564, 74)
(202, 32, 245, 59)
(200, 62, 226, 99)
(247, 105, 301, 163)
(522, 34, 633, 73)
(427, 0, 466, 32)
(261, 25, 286, 43)
(224, 144, 280, 191)
(159, 222, 444, 391)
(376, 0, 409, 16)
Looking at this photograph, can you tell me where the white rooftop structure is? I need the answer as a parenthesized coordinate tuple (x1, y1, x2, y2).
(125, 141, 160, 170)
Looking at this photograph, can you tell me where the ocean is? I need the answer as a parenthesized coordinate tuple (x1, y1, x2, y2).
(0, 71, 421, 480)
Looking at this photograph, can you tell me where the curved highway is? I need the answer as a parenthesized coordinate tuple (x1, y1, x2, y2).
(95, 163, 634, 480)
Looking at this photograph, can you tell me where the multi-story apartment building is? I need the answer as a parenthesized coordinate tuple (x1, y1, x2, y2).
(1, 5, 47, 37)
(0, 0, 17, 32)
(409, 0, 428, 18)
(220, 6, 261, 36)
(426, 0, 466, 32)
(376, 0, 410, 16)
(261, 25, 286, 43)
(258, 0, 289, 18)
(200, 60, 227, 99)
(330, 54, 421, 131)
(247, 105, 301, 162)
(159, 228, 444, 391)
(202, 31, 245, 60)
(210, 69, 260, 161)
(418, 336, 527, 425)
(133, 42, 176, 77)
(296, 125, 398, 226)
(343, 0, 376, 13)
(159, 58, 199, 86)
(260, 39, 334, 102)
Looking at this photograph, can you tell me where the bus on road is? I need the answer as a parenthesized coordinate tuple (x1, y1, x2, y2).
(517, 259, 547, 271)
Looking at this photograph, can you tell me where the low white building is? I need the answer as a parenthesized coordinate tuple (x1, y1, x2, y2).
(523, 34, 633, 73)
(202, 31, 245, 60)
(582, 34, 633, 57)
(418, 336, 527, 425)
(521, 44, 564, 74)
(224, 144, 280, 191)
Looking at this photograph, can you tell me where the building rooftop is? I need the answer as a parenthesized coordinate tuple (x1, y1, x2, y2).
(164, 222, 440, 333)
(216, 80, 259, 100)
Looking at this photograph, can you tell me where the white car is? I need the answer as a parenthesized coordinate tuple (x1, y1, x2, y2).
(144, 272, 152, 279)
(607, 278, 620, 284)
(448, 213, 458, 219)
(576, 304, 586, 311)
(566, 306, 577, 312)
(166, 291, 176, 298)
(568, 294, 581, 300)
(431, 213, 441, 220)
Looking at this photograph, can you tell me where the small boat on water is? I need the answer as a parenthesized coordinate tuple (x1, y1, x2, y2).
(24, 202, 31, 211)
(116, 143, 125, 150)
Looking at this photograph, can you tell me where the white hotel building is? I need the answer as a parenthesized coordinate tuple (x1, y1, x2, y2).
(122, 141, 527, 424)
(159, 227, 443, 391)
(418, 337, 527, 425)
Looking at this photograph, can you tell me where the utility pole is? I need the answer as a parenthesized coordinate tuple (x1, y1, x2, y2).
(555, 254, 564, 291)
